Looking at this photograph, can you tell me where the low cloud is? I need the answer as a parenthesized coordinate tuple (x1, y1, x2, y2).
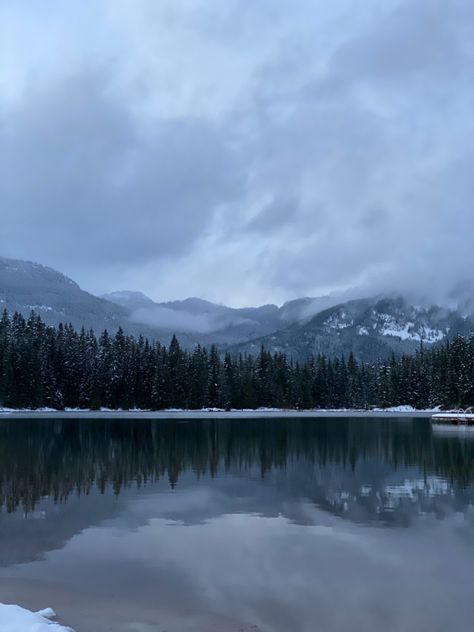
(130, 306, 227, 334)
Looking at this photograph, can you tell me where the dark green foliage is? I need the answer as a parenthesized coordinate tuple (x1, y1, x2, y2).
(0, 310, 473, 411)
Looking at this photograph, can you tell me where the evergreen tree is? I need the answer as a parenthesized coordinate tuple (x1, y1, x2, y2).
(0, 309, 472, 412)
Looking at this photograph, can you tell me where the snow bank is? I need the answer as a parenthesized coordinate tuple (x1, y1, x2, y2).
(0, 604, 73, 631)
(0, 407, 57, 414)
(432, 413, 474, 419)
(371, 405, 417, 412)
(371, 405, 445, 413)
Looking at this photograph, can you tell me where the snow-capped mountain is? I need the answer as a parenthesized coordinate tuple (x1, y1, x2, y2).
(101, 291, 350, 343)
(1, 256, 473, 360)
(232, 297, 473, 362)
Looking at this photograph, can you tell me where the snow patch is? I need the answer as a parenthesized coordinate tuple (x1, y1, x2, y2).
(432, 413, 474, 420)
(0, 604, 73, 631)
(26, 305, 54, 312)
(384, 477, 451, 500)
(372, 405, 417, 412)
(325, 312, 354, 330)
(378, 315, 446, 343)
(0, 407, 58, 414)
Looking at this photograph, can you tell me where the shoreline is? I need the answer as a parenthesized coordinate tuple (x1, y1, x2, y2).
(0, 409, 436, 419)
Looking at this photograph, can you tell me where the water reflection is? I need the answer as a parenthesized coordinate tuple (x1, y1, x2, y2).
(1, 417, 474, 521)
(1, 417, 474, 632)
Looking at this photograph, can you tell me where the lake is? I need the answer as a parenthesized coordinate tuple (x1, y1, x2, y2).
(0, 416, 474, 631)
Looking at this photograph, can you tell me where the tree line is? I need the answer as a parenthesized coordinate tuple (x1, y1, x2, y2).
(0, 310, 473, 410)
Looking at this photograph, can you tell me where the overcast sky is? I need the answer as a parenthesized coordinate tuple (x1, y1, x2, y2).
(0, 0, 472, 307)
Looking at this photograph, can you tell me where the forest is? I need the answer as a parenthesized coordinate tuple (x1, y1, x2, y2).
(0, 310, 473, 411)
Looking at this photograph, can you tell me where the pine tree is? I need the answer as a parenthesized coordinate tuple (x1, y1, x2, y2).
(0, 308, 472, 412)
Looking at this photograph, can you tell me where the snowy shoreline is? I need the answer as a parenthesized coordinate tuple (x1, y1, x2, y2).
(0, 405, 441, 419)
(0, 604, 73, 631)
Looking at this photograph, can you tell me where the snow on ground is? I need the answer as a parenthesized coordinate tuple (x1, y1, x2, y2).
(0, 405, 452, 416)
(371, 405, 417, 412)
(26, 304, 54, 312)
(378, 315, 446, 343)
(325, 311, 354, 330)
(0, 604, 73, 632)
(0, 407, 58, 414)
(432, 413, 474, 419)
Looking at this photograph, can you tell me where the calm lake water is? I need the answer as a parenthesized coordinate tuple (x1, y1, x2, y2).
(1, 416, 474, 632)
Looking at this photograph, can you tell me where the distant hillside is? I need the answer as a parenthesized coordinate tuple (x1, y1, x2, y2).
(103, 292, 286, 343)
(2, 256, 473, 361)
(102, 290, 347, 345)
(0, 257, 206, 346)
(0, 256, 127, 333)
(232, 296, 474, 362)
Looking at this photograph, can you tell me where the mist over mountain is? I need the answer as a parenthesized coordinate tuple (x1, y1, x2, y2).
(2, 256, 474, 362)
(232, 297, 474, 363)
(102, 292, 278, 337)
(102, 290, 356, 344)
(0, 257, 203, 347)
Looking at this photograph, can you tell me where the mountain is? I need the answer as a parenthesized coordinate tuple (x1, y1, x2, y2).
(2, 256, 473, 361)
(0, 257, 207, 346)
(0, 256, 127, 333)
(0, 257, 304, 345)
(100, 290, 156, 311)
(102, 291, 350, 344)
(232, 296, 474, 362)
(102, 292, 284, 343)
(278, 294, 353, 323)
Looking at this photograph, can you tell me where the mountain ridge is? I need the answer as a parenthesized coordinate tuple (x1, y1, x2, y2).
(1, 255, 473, 361)
(231, 296, 473, 362)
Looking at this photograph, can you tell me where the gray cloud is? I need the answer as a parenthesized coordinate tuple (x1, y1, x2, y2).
(0, 0, 473, 306)
(330, 0, 474, 83)
(232, 0, 474, 304)
(0, 71, 240, 285)
(130, 306, 226, 334)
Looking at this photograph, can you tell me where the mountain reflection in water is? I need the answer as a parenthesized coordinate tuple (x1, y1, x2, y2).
(1, 417, 474, 632)
(0, 416, 473, 523)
